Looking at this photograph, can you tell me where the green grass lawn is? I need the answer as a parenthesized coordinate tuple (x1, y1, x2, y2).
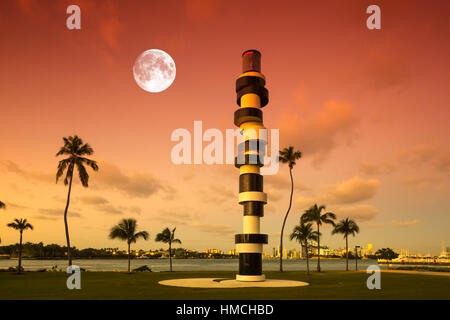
(0, 271, 449, 300)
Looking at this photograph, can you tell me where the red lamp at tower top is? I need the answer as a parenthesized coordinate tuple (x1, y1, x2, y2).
(242, 49, 261, 73)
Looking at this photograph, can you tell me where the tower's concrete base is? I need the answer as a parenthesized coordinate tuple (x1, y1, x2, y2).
(158, 278, 309, 288)
(236, 274, 265, 282)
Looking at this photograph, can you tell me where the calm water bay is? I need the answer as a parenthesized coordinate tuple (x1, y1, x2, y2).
(0, 258, 382, 272)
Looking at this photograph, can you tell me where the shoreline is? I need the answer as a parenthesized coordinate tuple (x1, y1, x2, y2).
(1, 256, 364, 261)
(1, 268, 448, 276)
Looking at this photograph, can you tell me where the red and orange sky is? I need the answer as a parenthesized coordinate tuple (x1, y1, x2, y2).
(1, 0, 449, 254)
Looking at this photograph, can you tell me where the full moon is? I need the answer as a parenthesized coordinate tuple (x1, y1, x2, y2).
(133, 49, 176, 93)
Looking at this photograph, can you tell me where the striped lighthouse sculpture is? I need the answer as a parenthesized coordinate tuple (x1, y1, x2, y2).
(234, 50, 269, 282)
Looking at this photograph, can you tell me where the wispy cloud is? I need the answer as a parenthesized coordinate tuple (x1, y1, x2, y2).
(364, 45, 411, 90)
(189, 222, 235, 237)
(1, 159, 174, 200)
(153, 209, 234, 237)
(297, 176, 380, 208)
(79, 195, 109, 205)
(327, 176, 379, 204)
(16, 0, 40, 15)
(334, 204, 380, 222)
(79, 194, 141, 216)
(400, 176, 440, 189)
(4, 202, 29, 210)
(396, 145, 437, 165)
(201, 184, 235, 204)
(277, 100, 359, 166)
(184, 0, 226, 23)
(364, 222, 385, 229)
(265, 174, 309, 192)
(359, 160, 396, 175)
(0, 160, 53, 183)
(92, 162, 174, 199)
(153, 209, 195, 226)
(436, 152, 450, 172)
(266, 188, 283, 202)
(390, 219, 420, 227)
(37, 208, 82, 219)
(98, 2, 123, 50)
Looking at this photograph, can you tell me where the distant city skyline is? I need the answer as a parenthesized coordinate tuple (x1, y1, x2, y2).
(1, 239, 446, 257)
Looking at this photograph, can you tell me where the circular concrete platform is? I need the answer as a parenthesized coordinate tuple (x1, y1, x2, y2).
(158, 278, 309, 288)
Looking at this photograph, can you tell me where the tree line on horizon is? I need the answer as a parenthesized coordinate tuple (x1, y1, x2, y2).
(1, 135, 366, 274)
(0, 242, 235, 260)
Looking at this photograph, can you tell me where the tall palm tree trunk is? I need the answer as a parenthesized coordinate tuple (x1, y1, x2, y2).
(317, 223, 321, 272)
(345, 235, 349, 271)
(63, 172, 74, 266)
(305, 242, 310, 274)
(127, 243, 131, 273)
(280, 167, 294, 272)
(169, 242, 172, 272)
(18, 231, 23, 273)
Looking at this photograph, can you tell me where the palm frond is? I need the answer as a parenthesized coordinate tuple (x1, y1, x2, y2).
(79, 157, 99, 171)
(155, 227, 182, 245)
(155, 228, 170, 243)
(7, 218, 33, 231)
(321, 212, 337, 227)
(279, 146, 302, 168)
(109, 218, 148, 245)
(56, 145, 71, 156)
(78, 143, 94, 156)
(63, 163, 74, 186)
(7, 222, 19, 230)
(332, 218, 360, 238)
(289, 222, 318, 244)
(301, 204, 336, 227)
(56, 159, 70, 183)
(135, 231, 149, 241)
(109, 225, 128, 240)
(76, 160, 89, 187)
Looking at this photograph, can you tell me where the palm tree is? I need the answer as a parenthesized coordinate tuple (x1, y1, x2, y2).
(56, 135, 99, 266)
(332, 218, 360, 271)
(7, 218, 33, 273)
(289, 221, 320, 274)
(109, 218, 149, 273)
(155, 227, 181, 272)
(301, 204, 336, 272)
(278, 146, 302, 272)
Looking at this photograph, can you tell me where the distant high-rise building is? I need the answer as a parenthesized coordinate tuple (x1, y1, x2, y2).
(363, 243, 374, 257)
(400, 248, 410, 257)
